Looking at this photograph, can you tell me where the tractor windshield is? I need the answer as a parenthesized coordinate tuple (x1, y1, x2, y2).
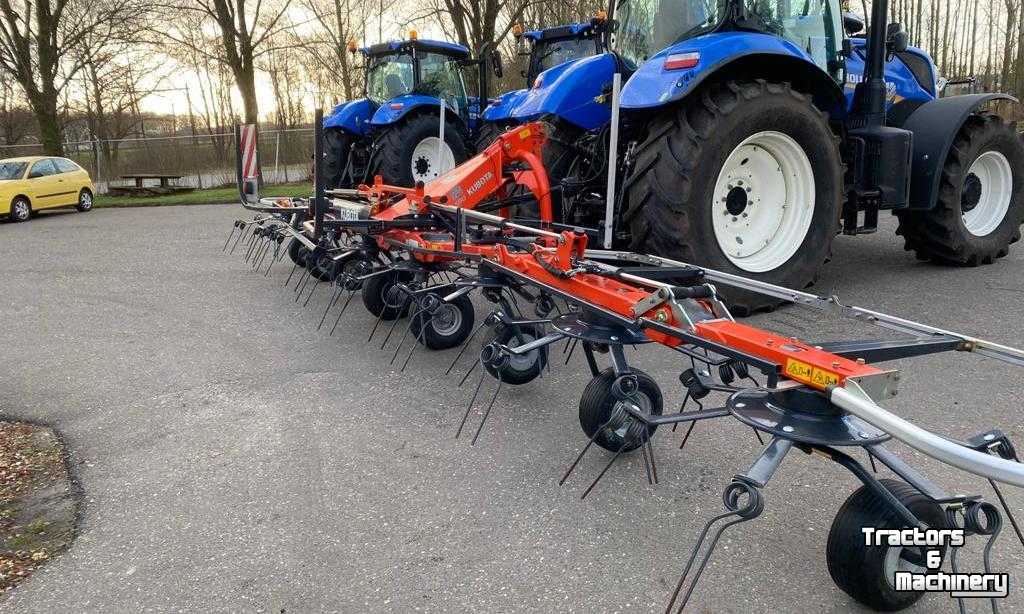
(417, 52, 470, 118)
(366, 53, 414, 103)
(743, 0, 843, 76)
(532, 37, 599, 78)
(614, 0, 727, 68)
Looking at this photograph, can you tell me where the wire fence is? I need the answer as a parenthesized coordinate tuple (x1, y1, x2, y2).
(0, 127, 316, 194)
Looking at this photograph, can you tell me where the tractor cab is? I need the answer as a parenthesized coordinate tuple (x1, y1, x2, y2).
(361, 38, 474, 123)
(519, 21, 608, 86)
(612, 0, 844, 81)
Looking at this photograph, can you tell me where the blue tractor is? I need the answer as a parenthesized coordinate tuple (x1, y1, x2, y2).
(512, 0, 1023, 317)
(475, 18, 609, 149)
(321, 35, 498, 189)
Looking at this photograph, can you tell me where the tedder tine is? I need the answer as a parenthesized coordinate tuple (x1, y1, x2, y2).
(330, 287, 360, 336)
(580, 440, 629, 500)
(469, 378, 503, 446)
(390, 305, 425, 363)
(318, 281, 345, 330)
(223, 223, 238, 252)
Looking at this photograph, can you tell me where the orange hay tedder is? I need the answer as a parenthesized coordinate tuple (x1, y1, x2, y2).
(225, 111, 1024, 613)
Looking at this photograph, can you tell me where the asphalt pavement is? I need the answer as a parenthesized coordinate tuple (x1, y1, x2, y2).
(1, 204, 1022, 613)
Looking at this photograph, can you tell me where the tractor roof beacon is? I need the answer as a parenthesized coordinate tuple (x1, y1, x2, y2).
(321, 36, 500, 190)
(537, 0, 1023, 315)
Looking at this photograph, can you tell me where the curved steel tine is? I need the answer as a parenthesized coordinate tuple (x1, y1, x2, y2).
(470, 379, 503, 446)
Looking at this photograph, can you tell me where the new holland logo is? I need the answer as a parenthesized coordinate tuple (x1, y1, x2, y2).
(465, 171, 495, 197)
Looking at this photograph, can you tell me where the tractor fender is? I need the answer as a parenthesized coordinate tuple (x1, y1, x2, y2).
(482, 89, 530, 123)
(620, 32, 846, 117)
(510, 53, 616, 131)
(323, 98, 377, 136)
(369, 94, 469, 131)
(901, 93, 1018, 210)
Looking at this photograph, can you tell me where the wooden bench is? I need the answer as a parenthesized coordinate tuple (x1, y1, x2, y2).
(108, 174, 195, 197)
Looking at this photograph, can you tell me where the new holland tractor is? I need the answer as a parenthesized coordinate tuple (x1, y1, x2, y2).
(475, 18, 609, 149)
(510, 0, 1024, 314)
(321, 34, 498, 189)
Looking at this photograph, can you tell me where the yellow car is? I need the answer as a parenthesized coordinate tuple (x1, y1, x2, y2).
(0, 156, 96, 223)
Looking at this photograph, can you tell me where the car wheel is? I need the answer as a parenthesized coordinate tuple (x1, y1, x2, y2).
(76, 189, 94, 212)
(9, 197, 31, 222)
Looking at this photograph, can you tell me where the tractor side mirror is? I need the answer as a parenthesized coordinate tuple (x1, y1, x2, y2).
(842, 13, 864, 36)
(886, 23, 909, 55)
(491, 50, 504, 79)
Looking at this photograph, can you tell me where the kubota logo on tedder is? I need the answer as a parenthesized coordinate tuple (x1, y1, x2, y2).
(465, 171, 494, 198)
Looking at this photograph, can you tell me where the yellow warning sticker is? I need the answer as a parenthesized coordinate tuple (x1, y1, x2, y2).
(785, 359, 841, 388)
(518, 128, 532, 139)
(811, 369, 840, 387)
(785, 359, 813, 381)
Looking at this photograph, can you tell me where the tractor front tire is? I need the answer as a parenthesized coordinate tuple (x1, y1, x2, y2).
(896, 113, 1024, 266)
(374, 114, 469, 187)
(623, 80, 843, 315)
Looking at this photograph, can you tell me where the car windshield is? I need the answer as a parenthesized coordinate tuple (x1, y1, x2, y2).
(366, 53, 414, 103)
(533, 37, 598, 76)
(0, 162, 27, 180)
(614, 0, 727, 68)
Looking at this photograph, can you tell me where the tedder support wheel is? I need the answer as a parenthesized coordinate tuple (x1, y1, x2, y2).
(361, 270, 415, 320)
(623, 80, 842, 315)
(826, 479, 946, 611)
(896, 113, 1024, 266)
(323, 129, 354, 189)
(483, 323, 548, 385)
(374, 114, 469, 186)
(579, 368, 663, 453)
(287, 238, 305, 267)
(409, 293, 475, 350)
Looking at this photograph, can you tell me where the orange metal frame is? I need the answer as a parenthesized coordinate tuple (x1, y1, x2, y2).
(487, 232, 882, 392)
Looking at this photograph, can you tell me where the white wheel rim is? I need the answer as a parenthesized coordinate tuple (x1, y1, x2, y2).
(711, 131, 815, 273)
(81, 193, 92, 209)
(411, 137, 455, 182)
(13, 201, 28, 219)
(506, 332, 539, 371)
(962, 150, 1012, 237)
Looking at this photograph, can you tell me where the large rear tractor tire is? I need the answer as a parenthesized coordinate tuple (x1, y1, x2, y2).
(374, 114, 469, 186)
(896, 113, 1024, 265)
(622, 80, 843, 315)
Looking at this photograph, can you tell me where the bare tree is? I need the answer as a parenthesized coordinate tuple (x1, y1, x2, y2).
(159, 0, 293, 126)
(0, 0, 148, 154)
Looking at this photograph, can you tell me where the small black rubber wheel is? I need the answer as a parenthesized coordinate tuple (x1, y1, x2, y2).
(623, 80, 842, 315)
(287, 238, 306, 266)
(75, 188, 94, 212)
(361, 270, 415, 320)
(483, 323, 548, 385)
(579, 367, 663, 452)
(8, 196, 30, 222)
(826, 479, 946, 611)
(896, 113, 1024, 266)
(323, 129, 354, 189)
(410, 293, 475, 350)
(475, 122, 508, 152)
(373, 113, 469, 186)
